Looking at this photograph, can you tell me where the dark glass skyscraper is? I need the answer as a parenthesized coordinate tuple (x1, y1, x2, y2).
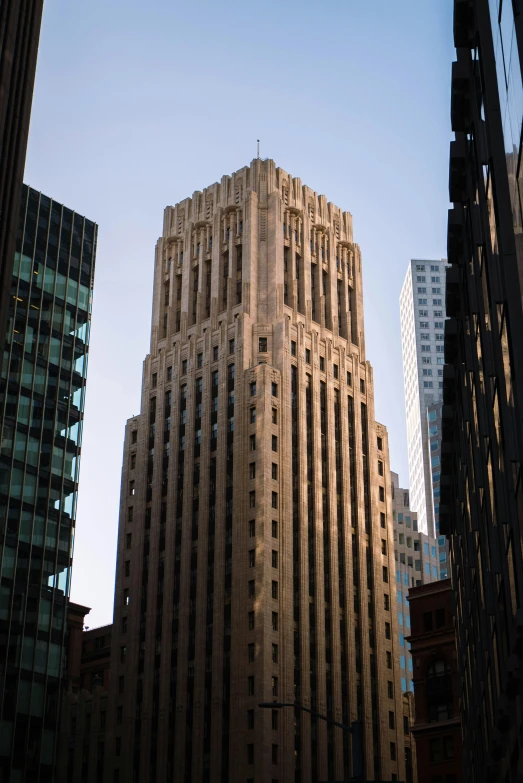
(0, 1, 44, 352)
(0, 185, 96, 781)
(443, 1, 523, 781)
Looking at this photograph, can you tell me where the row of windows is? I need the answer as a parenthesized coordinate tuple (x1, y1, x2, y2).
(419, 298, 443, 306)
(416, 275, 441, 283)
(415, 264, 440, 272)
(419, 309, 444, 317)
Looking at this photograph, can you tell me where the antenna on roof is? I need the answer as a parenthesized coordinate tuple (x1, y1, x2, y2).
(257, 140, 260, 159)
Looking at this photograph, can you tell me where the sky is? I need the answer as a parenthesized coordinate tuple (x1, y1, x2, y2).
(24, 0, 454, 629)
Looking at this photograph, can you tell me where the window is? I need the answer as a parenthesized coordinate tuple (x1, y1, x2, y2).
(126, 533, 132, 549)
(305, 348, 311, 363)
(118, 676, 124, 694)
(128, 507, 133, 523)
(213, 346, 219, 361)
(384, 594, 390, 611)
(248, 611, 255, 630)
(124, 561, 130, 577)
(380, 512, 386, 528)
(182, 359, 187, 374)
(319, 357, 325, 371)
(387, 681, 394, 698)
(382, 566, 388, 583)
(347, 371, 352, 386)
(249, 491, 256, 508)
(272, 463, 278, 480)
(291, 340, 297, 356)
(272, 492, 278, 509)
(130, 453, 136, 470)
(247, 709, 254, 730)
(248, 676, 254, 696)
(333, 363, 339, 379)
(272, 435, 278, 452)
(271, 580, 279, 599)
(420, 333, 430, 340)
(271, 382, 278, 397)
(152, 373, 157, 388)
(418, 287, 427, 294)
(272, 644, 278, 663)
(420, 321, 429, 328)
(272, 407, 278, 424)
(123, 589, 130, 606)
(433, 298, 442, 305)
(377, 436, 383, 451)
(419, 298, 428, 305)
(229, 339, 235, 354)
(403, 716, 409, 734)
(272, 520, 278, 538)
(131, 430, 137, 444)
(129, 481, 135, 496)
(430, 739, 442, 762)
(379, 486, 385, 502)
(381, 539, 387, 555)
(272, 744, 278, 764)
(390, 742, 396, 761)
(117, 706, 123, 725)
(385, 622, 391, 640)
(248, 519, 255, 537)
(272, 710, 279, 730)
(259, 337, 268, 352)
(250, 382, 256, 396)
(249, 549, 255, 567)
(272, 550, 278, 568)
(378, 460, 384, 476)
(248, 643, 255, 662)
(271, 676, 278, 696)
(120, 646, 126, 663)
(272, 612, 278, 631)
(250, 435, 256, 451)
(421, 345, 431, 353)
(386, 651, 392, 669)
(427, 659, 453, 722)
(248, 580, 255, 599)
(432, 287, 441, 294)
(247, 743, 254, 764)
(360, 378, 365, 393)
(249, 462, 256, 479)
(389, 711, 395, 729)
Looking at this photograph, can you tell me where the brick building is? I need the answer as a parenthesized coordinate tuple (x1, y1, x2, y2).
(408, 579, 461, 783)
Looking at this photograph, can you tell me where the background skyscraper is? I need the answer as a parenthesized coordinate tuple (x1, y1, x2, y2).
(106, 159, 410, 783)
(0, 1, 44, 351)
(442, 0, 523, 780)
(0, 185, 96, 780)
(400, 259, 447, 538)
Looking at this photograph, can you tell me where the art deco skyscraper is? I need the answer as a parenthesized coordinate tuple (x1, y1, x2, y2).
(0, 185, 97, 780)
(106, 159, 409, 783)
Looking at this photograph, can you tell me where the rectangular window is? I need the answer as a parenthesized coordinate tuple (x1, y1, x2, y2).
(272, 744, 278, 764)
(272, 550, 278, 568)
(126, 533, 132, 549)
(272, 492, 278, 509)
(129, 481, 135, 496)
(250, 407, 256, 424)
(272, 710, 279, 730)
(272, 644, 278, 663)
(272, 520, 278, 538)
(213, 346, 219, 361)
(387, 681, 393, 698)
(197, 352, 203, 368)
(390, 741, 396, 761)
(320, 357, 325, 371)
(248, 643, 255, 662)
(272, 612, 278, 631)
(291, 340, 297, 357)
(249, 549, 255, 567)
(124, 561, 130, 577)
(128, 507, 133, 523)
(272, 435, 278, 452)
(248, 519, 255, 537)
(167, 366, 172, 381)
(123, 590, 130, 606)
(271, 676, 278, 696)
(333, 363, 339, 378)
(386, 651, 392, 668)
(384, 594, 390, 611)
(377, 436, 383, 451)
(250, 382, 256, 396)
(272, 407, 278, 424)
(272, 580, 278, 599)
(272, 463, 278, 480)
(305, 348, 311, 363)
(385, 622, 391, 640)
(249, 491, 256, 508)
(248, 611, 255, 630)
(229, 339, 235, 354)
(380, 512, 385, 528)
(259, 337, 268, 352)
(248, 580, 255, 599)
(182, 359, 187, 374)
(379, 486, 385, 501)
(247, 709, 254, 730)
(389, 711, 395, 729)
(381, 539, 387, 555)
(248, 677, 254, 696)
(250, 435, 256, 451)
(249, 462, 256, 479)
(271, 382, 278, 397)
(382, 566, 388, 583)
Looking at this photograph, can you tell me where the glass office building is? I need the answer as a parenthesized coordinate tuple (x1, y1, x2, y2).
(0, 185, 96, 781)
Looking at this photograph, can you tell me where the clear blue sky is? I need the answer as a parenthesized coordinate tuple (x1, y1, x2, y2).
(24, 0, 454, 628)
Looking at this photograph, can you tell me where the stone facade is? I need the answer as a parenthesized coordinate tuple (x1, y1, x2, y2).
(105, 158, 409, 783)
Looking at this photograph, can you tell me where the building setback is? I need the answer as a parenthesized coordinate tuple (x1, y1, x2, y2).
(0, 185, 97, 781)
(105, 158, 409, 783)
(442, 0, 523, 780)
(391, 471, 439, 696)
(0, 0, 44, 350)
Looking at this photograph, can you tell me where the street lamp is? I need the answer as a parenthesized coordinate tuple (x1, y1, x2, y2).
(258, 701, 363, 782)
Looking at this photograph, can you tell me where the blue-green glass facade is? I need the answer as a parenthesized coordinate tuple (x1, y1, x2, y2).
(0, 185, 96, 781)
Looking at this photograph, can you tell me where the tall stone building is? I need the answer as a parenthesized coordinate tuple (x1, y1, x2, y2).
(106, 159, 408, 783)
